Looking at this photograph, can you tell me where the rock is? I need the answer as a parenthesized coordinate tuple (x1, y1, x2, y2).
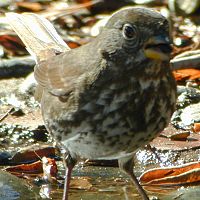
(0, 171, 41, 200)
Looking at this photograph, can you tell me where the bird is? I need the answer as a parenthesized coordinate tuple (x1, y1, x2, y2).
(6, 7, 177, 200)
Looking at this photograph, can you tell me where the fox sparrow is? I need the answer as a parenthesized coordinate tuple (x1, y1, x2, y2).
(7, 7, 176, 200)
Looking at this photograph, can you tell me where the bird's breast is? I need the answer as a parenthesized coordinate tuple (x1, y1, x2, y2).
(42, 62, 176, 160)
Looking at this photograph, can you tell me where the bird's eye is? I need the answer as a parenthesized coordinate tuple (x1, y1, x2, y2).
(122, 24, 137, 40)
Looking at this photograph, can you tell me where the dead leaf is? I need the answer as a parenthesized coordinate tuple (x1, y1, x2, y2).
(0, 34, 27, 55)
(10, 146, 56, 164)
(140, 161, 200, 187)
(170, 132, 190, 141)
(66, 40, 81, 49)
(150, 135, 200, 151)
(75, 0, 91, 3)
(150, 124, 200, 151)
(173, 69, 200, 82)
(5, 160, 43, 175)
(193, 123, 200, 133)
(16, 2, 44, 12)
(70, 177, 92, 190)
(5, 157, 57, 181)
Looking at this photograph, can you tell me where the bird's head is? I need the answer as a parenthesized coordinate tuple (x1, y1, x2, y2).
(99, 7, 172, 63)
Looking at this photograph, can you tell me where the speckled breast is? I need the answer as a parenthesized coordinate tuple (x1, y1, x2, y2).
(42, 62, 176, 160)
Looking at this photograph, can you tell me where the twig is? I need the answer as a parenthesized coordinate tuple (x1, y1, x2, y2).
(0, 107, 15, 122)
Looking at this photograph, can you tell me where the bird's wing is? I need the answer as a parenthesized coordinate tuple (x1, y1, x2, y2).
(34, 45, 102, 97)
(6, 12, 104, 97)
(6, 12, 70, 61)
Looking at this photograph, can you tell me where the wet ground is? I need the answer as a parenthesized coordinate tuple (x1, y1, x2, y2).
(1, 77, 200, 200)
(2, 153, 200, 200)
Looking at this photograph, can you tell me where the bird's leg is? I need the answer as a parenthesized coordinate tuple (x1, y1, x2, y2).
(118, 155, 149, 200)
(62, 154, 77, 200)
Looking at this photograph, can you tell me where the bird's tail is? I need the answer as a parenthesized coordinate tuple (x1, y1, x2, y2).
(6, 13, 70, 61)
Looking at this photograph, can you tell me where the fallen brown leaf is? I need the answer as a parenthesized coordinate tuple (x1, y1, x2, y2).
(0, 34, 27, 55)
(16, 2, 44, 12)
(5, 160, 43, 175)
(10, 145, 56, 164)
(140, 162, 200, 187)
(193, 123, 200, 133)
(151, 124, 200, 151)
(173, 69, 200, 82)
(140, 162, 200, 193)
(5, 157, 57, 181)
(170, 131, 190, 141)
(70, 177, 92, 190)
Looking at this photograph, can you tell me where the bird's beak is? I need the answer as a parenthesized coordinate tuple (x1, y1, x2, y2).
(144, 35, 172, 61)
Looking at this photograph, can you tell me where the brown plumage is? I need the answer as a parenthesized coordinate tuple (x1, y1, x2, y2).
(6, 7, 177, 200)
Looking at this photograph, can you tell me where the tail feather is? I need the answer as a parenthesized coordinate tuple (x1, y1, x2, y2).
(6, 12, 70, 61)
